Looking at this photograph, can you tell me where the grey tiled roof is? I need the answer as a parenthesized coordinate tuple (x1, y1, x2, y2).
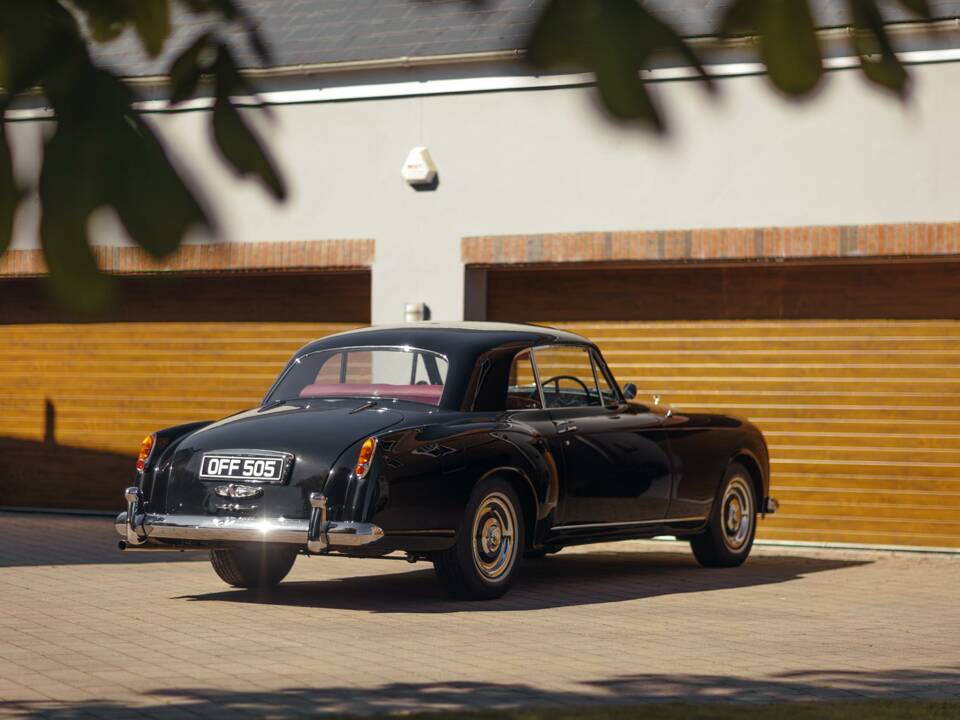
(93, 0, 960, 77)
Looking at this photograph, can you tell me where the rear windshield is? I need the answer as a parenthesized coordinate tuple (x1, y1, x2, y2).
(266, 347, 449, 406)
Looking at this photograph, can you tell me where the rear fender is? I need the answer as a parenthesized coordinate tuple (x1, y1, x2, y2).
(354, 421, 557, 551)
(140, 421, 213, 511)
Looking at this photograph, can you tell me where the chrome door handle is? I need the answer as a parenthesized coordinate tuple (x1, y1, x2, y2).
(556, 420, 578, 434)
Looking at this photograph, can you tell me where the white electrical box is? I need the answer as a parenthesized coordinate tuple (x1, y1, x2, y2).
(401, 147, 437, 186)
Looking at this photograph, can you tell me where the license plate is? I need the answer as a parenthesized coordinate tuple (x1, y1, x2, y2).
(199, 451, 291, 483)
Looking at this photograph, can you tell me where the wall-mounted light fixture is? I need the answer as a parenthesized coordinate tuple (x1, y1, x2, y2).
(404, 302, 430, 322)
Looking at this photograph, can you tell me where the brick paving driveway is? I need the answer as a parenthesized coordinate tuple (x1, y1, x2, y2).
(0, 512, 958, 719)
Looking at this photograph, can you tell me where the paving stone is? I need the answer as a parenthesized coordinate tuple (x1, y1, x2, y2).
(0, 512, 958, 718)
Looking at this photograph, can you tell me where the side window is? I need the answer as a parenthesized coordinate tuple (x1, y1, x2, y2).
(591, 352, 620, 407)
(412, 352, 447, 385)
(344, 350, 373, 383)
(507, 351, 542, 410)
(314, 352, 343, 384)
(533, 346, 601, 408)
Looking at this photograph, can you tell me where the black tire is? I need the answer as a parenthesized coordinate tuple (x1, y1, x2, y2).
(210, 544, 299, 589)
(690, 462, 757, 568)
(433, 477, 525, 600)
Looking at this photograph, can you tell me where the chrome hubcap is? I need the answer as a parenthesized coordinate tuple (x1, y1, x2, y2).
(720, 476, 754, 552)
(471, 492, 517, 582)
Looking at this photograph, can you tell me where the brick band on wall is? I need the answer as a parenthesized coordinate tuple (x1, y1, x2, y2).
(462, 222, 960, 266)
(0, 239, 375, 277)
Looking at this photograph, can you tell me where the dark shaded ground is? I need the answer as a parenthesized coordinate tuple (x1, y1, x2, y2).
(181, 549, 869, 613)
(0, 511, 203, 567)
(0, 513, 867, 612)
(1, 514, 956, 719)
(2, 670, 959, 719)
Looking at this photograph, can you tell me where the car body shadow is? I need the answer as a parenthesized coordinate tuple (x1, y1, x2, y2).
(179, 549, 871, 613)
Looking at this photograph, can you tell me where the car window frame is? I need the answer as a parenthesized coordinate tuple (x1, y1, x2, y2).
(530, 344, 607, 411)
(505, 349, 545, 411)
(262, 345, 451, 406)
(589, 347, 625, 408)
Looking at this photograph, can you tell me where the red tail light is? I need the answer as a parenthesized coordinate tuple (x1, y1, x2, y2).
(354, 436, 377, 478)
(136, 434, 155, 472)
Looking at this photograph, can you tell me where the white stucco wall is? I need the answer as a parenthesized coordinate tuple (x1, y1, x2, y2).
(7, 59, 960, 323)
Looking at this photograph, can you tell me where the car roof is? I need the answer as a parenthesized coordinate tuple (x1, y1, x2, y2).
(298, 322, 591, 355)
(278, 322, 600, 412)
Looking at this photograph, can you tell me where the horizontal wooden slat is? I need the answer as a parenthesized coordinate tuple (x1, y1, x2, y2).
(0, 321, 360, 509)
(553, 319, 960, 549)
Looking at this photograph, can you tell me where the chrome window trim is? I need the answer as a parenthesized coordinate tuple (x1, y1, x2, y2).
(530, 349, 547, 410)
(263, 344, 451, 406)
(588, 349, 604, 405)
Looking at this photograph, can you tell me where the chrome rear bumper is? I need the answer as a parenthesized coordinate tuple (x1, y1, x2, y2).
(117, 487, 383, 551)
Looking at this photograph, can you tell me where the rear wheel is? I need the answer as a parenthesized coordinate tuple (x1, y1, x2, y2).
(210, 545, 299, 589)
(690, 463, 757, 568)
(433, 478, 525, 600)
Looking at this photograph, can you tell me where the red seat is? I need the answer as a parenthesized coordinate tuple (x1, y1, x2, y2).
(299, 383, 443, 405)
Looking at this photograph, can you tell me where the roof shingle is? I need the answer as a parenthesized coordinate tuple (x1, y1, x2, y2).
(92, 0, 960, 77)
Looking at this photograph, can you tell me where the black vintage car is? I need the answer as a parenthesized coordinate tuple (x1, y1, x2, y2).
(118, 322, 777, 599)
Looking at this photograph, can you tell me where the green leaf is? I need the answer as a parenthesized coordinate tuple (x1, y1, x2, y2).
(721, 0, 823, 96)
(70, 0, 128, 43)
(527, 0, 711, 130)
(0, 1, 83, 95)
(39, 59, 213, 311)
(169, 32, 213, 104)
(38, 97, 113, 314)
(212, 88, 286, 200)
(849, 0, 909, 95)
(131, 0, 171, 57)
(71, 0, 172, 57)
(177, 0, 272, 64)
(210, 45, 286, 198)
(0, 117, 22, 255)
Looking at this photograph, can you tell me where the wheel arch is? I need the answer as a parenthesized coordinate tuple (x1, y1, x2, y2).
(478, 466, 539, 551)
(730, 449, 766, 511)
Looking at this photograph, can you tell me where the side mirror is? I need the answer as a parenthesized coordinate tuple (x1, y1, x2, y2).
(622, 383, 637, 400)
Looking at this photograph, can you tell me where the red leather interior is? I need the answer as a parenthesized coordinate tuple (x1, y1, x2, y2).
(298, 383, 443, 405)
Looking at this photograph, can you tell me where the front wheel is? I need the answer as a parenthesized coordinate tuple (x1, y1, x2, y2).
(210, 545, 299, 589)
(690, 463, 757, 568)
(433, 478, 525, 600)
